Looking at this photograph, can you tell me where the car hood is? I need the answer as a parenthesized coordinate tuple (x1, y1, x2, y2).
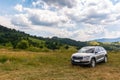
(72, 53, 93, 57)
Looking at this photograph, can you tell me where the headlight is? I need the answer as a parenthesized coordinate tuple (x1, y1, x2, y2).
(83, 56, 90, 61)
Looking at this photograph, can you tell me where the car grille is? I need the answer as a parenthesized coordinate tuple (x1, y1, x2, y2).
(72, 56, 83, 60)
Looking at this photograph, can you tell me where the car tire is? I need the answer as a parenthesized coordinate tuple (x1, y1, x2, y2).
(103, 56, 107, 63)
(71, 60, 75, 65)
(90, 59, 96, 68)
(71, 62, 75, 65)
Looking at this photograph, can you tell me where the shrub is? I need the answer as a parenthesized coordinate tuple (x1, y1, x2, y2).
(0, 56, 8, 63)
(16, 40, 29, 49)
(5, 42, 13, 48)
(64, 45, 69, 49)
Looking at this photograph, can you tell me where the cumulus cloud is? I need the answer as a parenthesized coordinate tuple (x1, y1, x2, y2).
(27, 9, 60, 26)
(0, 16, 19, 30)
(29, 25, 73, 38)
(104, 30, 120, 38)
(16, 8, 69, 27)
(32, 0, 49, 9)
(65, 0, 113, 25)
(8, 0, 120, 41)
(41, 0, 77, 8)
(11, 14, 31, 27)
(14, 4, 23, 12)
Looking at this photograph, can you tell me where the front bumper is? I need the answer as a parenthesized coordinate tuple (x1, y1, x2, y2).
(71, 59, 91, 65)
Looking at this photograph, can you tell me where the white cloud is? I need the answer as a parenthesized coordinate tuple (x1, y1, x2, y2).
(11, 14, 31, 27)
(23, 8, 70, 27)
(28, 25, 73, 38)
(27, 9, 60, 26)
(84, 25, 105, 35)
(14, 4, 23, 12)
(41, 0, 77, 8)
(0, 16, 11, 27)
(3, 0, 120, 41)
(32, 0, 49, 9)
(70, 30, 92, 41)
(104, 30, 120, 38)
(0, 16, 27, 32)
(0, 16, 17, 29)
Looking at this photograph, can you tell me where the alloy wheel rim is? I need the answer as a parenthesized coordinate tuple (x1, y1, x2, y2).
(92, 60, 95, 67)
(105, 57, 107, 62)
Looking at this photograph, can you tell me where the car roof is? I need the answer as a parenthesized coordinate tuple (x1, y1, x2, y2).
(82, 46, 102, 48)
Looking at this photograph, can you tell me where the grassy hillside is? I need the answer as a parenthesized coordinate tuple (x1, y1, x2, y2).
(0, 25, 73, 50)
(0, 48, 119, 80)
(1, 25, 120, 51)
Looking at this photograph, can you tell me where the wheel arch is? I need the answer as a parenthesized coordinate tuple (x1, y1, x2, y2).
(91, 57, 96, 62)
(105, 54, 108, 57)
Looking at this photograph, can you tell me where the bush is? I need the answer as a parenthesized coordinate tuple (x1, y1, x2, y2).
(27, 47, 41, 52)
(5, 42, 13, 48)
(16, 40, 29, 49)
(0, 56, 8, 63)
(64, 45, 69, 49)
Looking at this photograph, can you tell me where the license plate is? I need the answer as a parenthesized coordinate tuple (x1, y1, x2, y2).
(74, 60, 80, 62)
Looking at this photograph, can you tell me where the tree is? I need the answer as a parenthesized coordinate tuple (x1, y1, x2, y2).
(16, 40, 29, 49)
(5, 42, 13, 47)
(64, 45, 69, 49)
(46, 41, 59, 50)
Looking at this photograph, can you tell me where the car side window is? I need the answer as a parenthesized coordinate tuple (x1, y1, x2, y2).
(99, 47, 102, 51)
(95, 47, 101, 54)
(101, 47, 105, 51)
(95, 48, 98, 53)
(98, 48, 101, 53)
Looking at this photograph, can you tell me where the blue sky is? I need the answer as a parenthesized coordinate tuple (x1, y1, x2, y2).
(0, 0, 120, 41)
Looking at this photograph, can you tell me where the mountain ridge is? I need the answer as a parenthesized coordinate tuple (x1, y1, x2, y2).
(0, 25, 87, 50)
(1, 24, 120, 51)
(94, 37, 120, 42)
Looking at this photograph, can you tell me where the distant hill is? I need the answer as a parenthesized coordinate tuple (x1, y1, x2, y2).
(0, 25, 30, 47)
(0, 25, 87, 50)
(94, 38, 120, 42)
(0, 24, 120, 51)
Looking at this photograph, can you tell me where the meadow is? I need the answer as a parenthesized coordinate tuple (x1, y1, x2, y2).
(0, 48, 119, 80)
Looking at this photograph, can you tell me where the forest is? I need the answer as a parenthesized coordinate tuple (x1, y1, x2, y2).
(0, 25, 120, 51)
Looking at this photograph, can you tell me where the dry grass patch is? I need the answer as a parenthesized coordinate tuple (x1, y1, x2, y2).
(0, 49, 119, 80)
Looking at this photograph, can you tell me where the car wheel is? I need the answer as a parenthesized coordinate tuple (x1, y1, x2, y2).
(71, 62, 75, 65)
(71, 60, 75, 65)
(103, 56, 107, 63)
(90, 59, 96, 68)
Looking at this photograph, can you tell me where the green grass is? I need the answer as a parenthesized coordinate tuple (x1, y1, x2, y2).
(29, 37, 45, 43)
(0, 49, 119, 80)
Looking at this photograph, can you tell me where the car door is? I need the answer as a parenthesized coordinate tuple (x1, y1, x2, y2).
(99, 47, 106, 60)
(95, 47, 103, 62)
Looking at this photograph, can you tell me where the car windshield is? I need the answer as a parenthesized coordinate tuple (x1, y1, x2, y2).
(78, 47, 95, 53)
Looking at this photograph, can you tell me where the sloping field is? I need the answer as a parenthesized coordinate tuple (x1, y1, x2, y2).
(0, 49, 119, 80)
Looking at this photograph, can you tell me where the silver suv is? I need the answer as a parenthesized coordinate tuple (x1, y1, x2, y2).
(71, 46, 107, 67)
